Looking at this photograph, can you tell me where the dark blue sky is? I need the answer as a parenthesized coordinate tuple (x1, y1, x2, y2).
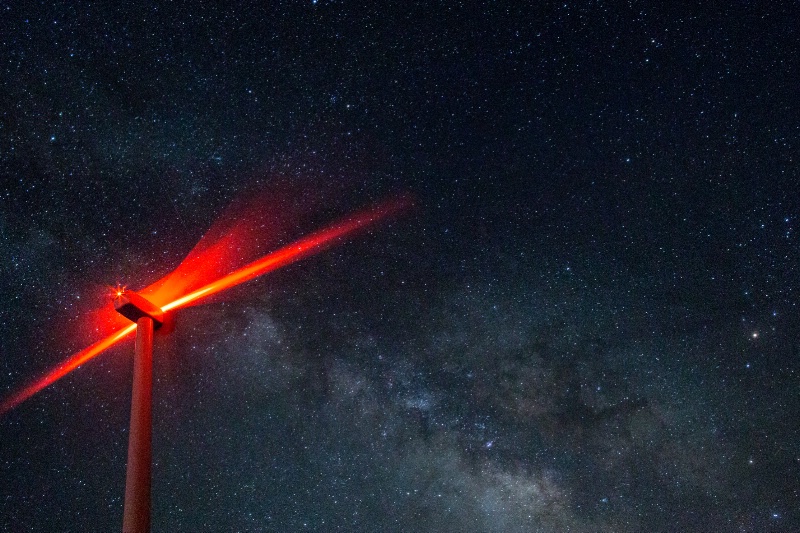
(1, 2, 798, 531)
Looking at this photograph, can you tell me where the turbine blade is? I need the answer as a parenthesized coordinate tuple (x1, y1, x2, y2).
(0, 324, 138, 416)
(0, 195, 410, 415)
(161, 196, 410, 312)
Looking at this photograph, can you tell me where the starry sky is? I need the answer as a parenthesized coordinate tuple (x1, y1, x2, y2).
(1, 1, 799, 531)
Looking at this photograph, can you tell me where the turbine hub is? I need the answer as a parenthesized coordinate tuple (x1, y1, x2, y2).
(114, 291, 165, 328)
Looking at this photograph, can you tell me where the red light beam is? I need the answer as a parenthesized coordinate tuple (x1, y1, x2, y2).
(0, 324, 138, 417)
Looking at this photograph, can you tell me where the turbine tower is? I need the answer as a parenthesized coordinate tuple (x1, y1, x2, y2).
(114, 291, 164, 533)
(0, 196, 410, 533)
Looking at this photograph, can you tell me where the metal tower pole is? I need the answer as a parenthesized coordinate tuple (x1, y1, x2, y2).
(114, 291, 163, 533)
(122, 316, 153, 533)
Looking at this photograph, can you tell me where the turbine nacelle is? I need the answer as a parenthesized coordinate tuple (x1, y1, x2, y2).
(114, 291, 165, 329)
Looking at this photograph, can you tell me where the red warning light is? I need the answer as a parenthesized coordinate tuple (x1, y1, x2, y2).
(112, 284, 127, 300)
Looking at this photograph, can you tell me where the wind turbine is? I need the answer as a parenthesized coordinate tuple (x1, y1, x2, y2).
(0, 195, 410, 533)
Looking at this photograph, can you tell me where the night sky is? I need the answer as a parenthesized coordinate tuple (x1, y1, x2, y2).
(1, 2, 799, 531)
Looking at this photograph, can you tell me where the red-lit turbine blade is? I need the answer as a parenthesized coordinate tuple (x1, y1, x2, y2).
(0, 324, 137, 417)
(161, 196, 409, 312)
(0, 195, 410, 416)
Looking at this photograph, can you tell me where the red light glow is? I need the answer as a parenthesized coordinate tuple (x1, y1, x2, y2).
(113, 284, 127, 299)
(0, 196, 411, 415)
